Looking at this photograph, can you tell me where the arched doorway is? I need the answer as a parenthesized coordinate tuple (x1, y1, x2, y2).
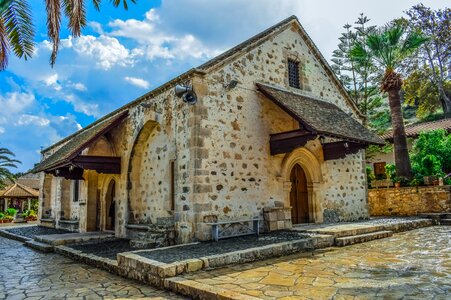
(290, 164, 309, 224)
(105, 180, 116, 231)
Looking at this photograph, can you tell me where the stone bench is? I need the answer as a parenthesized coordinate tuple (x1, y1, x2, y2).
(206, 218, 261, 241)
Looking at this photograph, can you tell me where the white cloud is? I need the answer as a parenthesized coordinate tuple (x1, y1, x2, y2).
(108, 9, 221, 61)
(0, 127, 4, 134)
(0, 92, 35, 115)
(89, 21, 104, 35)
(73, 82, 87, 91)
(70, 35, 135, 70)
(16, 115, 50, 127)
(42, 73, 62, 91)
(124, 76, 150, 89)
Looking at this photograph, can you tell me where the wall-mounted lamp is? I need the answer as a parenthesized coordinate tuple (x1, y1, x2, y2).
(344, 142, 349, 149)
(175, 85, 197, 105)
(226, 79, 239, 90)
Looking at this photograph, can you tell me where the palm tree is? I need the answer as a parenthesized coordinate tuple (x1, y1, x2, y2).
(0, 0, 135, 70)
(0, 148, 21, 189)
(350, 25, 428, 179)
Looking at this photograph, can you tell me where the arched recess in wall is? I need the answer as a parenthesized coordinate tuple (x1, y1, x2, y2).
(280, 147, 323, 223)
(87, 136, 116, 156)
(126, 120, 159, 224)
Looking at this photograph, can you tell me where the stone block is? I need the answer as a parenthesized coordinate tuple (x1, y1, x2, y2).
(267, 221, 278, 231)
(277, 220, 285, 229)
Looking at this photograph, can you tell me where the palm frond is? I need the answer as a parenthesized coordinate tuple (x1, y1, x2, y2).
(63, 0, 87, 37)
(2, 0, 34, 60)
(400, 31, 429, 57)
(0, 148, 16, 156)
(45, 0, 61, 66)
(92, 0, 101, 11)
(385, 25, 404, 47)
(0, 17, 9, 70)
(0, 0, 13, 14)
(111, 0, 137, 10)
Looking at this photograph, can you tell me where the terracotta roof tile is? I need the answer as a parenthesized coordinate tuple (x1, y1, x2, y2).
(0, 183, 39, 198)
(380, 118, 451, 140)
(257, 83, 384, 145)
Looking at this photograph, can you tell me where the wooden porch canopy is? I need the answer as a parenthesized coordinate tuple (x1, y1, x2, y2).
(32, 111, 128, 180)
(256, 83, 384, 160)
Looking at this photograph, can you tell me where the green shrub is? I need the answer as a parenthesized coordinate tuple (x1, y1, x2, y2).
(0, 212, 4, 220)
(411, 129, 451, 176)
(366, 166, 375, 185)
(5, 208, 17, 216)
(385, 164, 397, 181)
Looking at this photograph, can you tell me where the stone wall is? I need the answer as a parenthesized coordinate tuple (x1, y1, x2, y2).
(368, 186, 451, 216)
(38, 20, 371, 243)
(189, 23, 369, 240)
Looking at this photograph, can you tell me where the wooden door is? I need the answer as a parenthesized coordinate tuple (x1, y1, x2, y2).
(290, 164, 309, 224)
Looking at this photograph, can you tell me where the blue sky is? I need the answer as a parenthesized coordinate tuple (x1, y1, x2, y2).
(0, 0, 448, 172)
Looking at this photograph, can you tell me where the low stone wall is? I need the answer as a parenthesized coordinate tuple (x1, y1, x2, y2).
(368, 185, 451, 216)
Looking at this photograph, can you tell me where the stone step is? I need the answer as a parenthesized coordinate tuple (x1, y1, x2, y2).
(440, 219, 451, 226)
(25, 240, 54, 253)
(335, 230, 393, 247)
(310, 225, 385, 238)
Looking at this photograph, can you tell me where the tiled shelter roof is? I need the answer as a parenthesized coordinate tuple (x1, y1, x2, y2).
(0, 183, 39, 198)
(257, 83, 384, 145)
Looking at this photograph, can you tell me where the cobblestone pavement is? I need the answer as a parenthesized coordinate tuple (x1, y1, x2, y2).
(182, 226, 451, 299)
(0, 237, 187, 300)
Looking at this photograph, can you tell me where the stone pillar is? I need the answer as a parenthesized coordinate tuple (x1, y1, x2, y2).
(310, 182, 323, 223)
(5, 198, 9, 210)
(283, 181, 293, 208)
(27, 198, 31, 211)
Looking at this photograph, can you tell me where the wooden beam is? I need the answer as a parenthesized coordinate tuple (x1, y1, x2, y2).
(322, 141, 367, 161)
(270, 129, 317, 155)
(72, 156, 121, 174)
(46, 167, 84, 180)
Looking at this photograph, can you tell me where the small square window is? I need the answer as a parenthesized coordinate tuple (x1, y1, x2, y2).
(288, 59, 300, 89)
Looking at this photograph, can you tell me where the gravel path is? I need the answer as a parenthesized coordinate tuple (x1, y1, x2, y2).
(69, 239, 135, 260)
(138, 231, 310, 263)
(4, 225, 70, 238)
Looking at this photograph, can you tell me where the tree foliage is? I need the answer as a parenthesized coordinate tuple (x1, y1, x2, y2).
(350, 24, 427, 179)
(403, 68, 451, 118)
(0, 0, 136, 70)
(402, 4, 451, 115)
(0, 147, 21, 189)
(331, 14, 380, 116)
(411, 129, 451, 176)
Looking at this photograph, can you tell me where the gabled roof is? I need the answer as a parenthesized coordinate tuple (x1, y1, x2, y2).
(32, 111, 128, 173)
(381, 118, 451, 140)
(257, 83, 384, 145)
(0, 183, 39, 198)
(39, 15, 363, 158)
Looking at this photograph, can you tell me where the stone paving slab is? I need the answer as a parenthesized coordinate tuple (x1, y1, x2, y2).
(35, 231, 115, 246)
(174, 226, 450, 300)
(294, 217, 432, 239)
(117, 234, 334, 284)
(0, 236, 187, 300)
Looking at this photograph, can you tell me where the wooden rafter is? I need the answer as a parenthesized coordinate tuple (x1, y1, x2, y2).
(270, 129, 317, 155)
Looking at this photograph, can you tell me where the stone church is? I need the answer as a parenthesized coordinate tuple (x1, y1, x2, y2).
(33, 16, 383, 245)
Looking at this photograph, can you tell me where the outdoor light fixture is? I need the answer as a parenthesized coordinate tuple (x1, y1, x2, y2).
(226, 79, 239, 89)
(175, 85, 197, 105)
(344, 142, 349, 148)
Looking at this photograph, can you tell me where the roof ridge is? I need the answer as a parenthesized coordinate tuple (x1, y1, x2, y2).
(256, 82, 339, 108)
(197, 15, 297, 70)
(40, 16, 299, 155)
